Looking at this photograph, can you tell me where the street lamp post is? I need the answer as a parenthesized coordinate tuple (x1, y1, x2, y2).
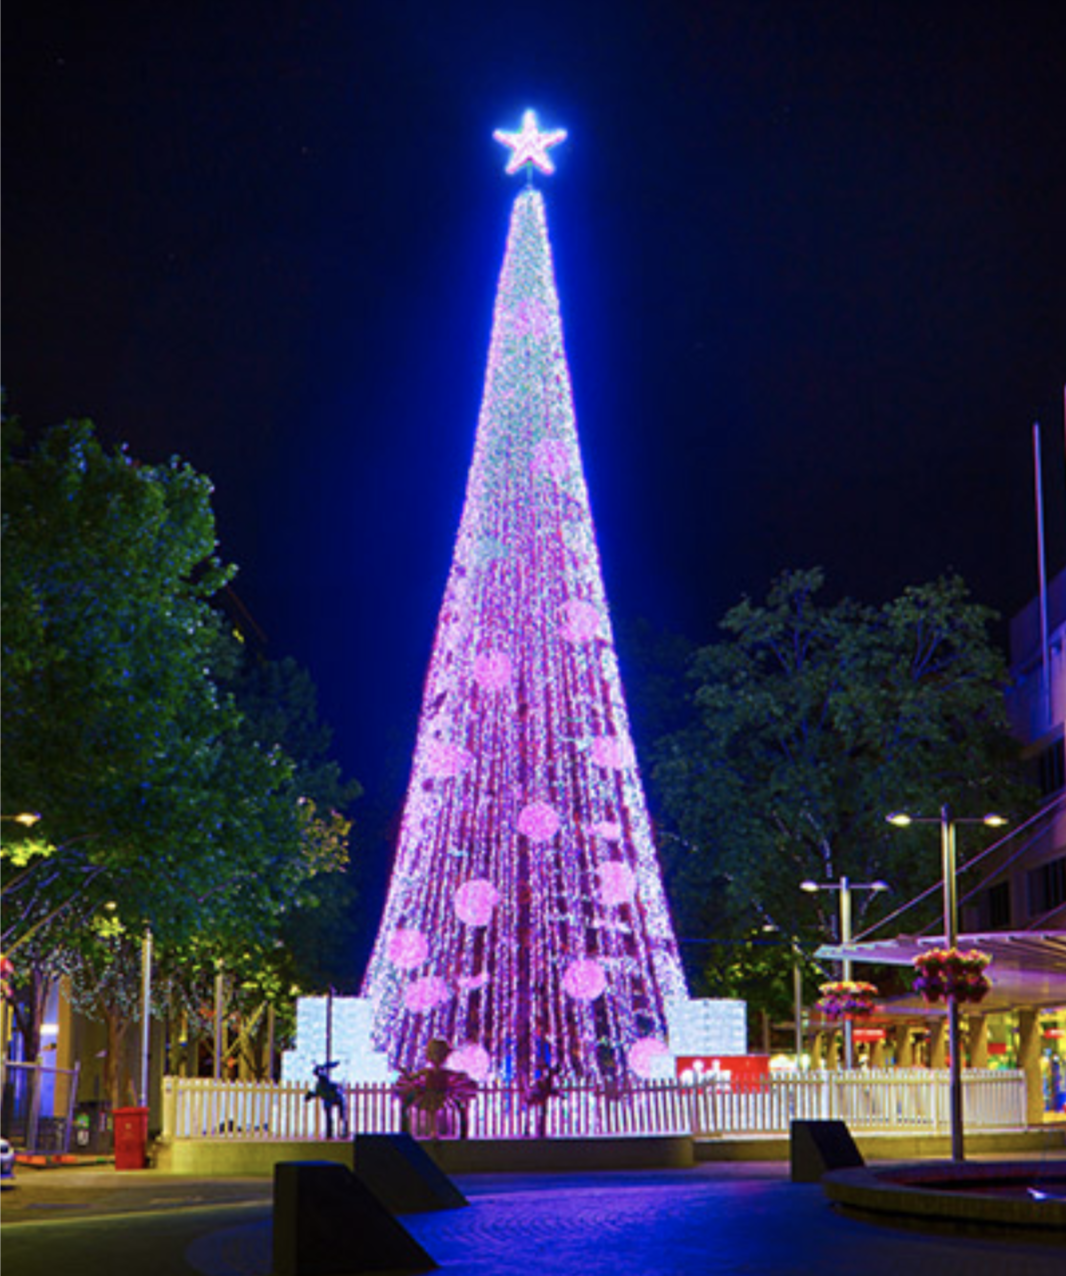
(886, 806, 1007, 1162)
(800, 875, 888, 1068)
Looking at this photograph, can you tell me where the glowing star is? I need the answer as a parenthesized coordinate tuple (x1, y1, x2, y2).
(494, 109, 567, 176)
(627, 1037, 670, 1079)
(562, 957, 606, 1001)
(517, 800, 560, 842)
(597, 861, 637, 907)
(388, 928, 429, 970)
(454, 879, 500, 927)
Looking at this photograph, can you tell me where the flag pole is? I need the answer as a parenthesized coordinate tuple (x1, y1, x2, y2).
(1033, 422, 1052, 728)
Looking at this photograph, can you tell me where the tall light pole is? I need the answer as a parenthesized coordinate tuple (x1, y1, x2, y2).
(800, 876, 888, 1068)
(886, 806, 1007, 1161)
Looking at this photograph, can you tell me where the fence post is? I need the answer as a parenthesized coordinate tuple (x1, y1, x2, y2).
(161, 1077, 177, 1141)
(62, 1061, 80, 1154)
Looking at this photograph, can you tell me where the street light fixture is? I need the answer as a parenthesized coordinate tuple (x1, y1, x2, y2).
(1, 812, 42, 827)
(885, 805, 1008, 1161)
(800, 876, 889, 1068)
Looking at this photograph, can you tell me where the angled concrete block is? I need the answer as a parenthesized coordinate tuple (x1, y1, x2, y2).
(790, 1119, 864, 1183)
(273, 1160, 437, 1275)
(353, 1134, 468, 1213)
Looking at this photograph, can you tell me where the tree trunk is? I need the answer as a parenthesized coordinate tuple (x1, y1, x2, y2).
(103, 1008, 130, 1108)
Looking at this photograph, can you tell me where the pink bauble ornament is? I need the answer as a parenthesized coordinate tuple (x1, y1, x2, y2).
(448, 1043, 491, 1081)
(560, 598, 600, 644)
(562, 958, 606, 1001)
(628, 1037, 670, 1079)
(454, 879, 500, 927)
(588, 819, 623, 842)
(424, 739, 473, 778)
(517, 801, 561, 842)
(590, 736, 631, 770)
(473, 650, 512, 691)
(404, 975, 450, 1013)
(388, 928, 429, 970)
(598, 861, 637, 907)
(532, 438, 570, 480)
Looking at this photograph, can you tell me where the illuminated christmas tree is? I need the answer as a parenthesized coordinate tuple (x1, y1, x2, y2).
(361, 112, 687, 1087)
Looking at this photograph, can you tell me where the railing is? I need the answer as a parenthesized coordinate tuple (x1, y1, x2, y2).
(162, 1068, 1027, 1143)
(685, 1068, 1027, 1138)
(1, 1060, 81, 1155)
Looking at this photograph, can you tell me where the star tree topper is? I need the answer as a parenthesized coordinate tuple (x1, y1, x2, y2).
(494, 109, 567, 175)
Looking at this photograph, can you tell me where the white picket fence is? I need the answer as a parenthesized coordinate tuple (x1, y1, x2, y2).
(162, 1068, 1027, 1143)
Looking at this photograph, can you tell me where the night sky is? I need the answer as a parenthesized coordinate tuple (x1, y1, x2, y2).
(5, 2, 1066, 811)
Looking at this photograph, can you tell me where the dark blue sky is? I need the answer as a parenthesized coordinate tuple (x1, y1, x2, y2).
(5, 1, 1066, 803)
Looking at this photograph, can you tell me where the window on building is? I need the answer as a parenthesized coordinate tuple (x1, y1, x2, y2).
(1038, 739, 1065, 796)
(1027, 855, 1066, 918)
(984, 880, 1012, 929)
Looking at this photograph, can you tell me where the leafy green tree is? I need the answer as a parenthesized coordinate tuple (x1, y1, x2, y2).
(223, 651, 363, 995)
(652, 568, 1030, 1006)
(2, 415, 236, 937)
(2, 416, 358, 1084)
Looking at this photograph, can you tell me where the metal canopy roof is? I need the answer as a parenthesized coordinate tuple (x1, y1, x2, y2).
(814, 930, 1066, 1013)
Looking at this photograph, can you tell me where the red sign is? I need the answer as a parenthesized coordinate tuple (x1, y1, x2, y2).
(675, 1055, 771, 1092)
(853, 1028, 886, 1043)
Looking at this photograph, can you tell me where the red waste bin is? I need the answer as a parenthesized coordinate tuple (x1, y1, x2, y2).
(112, 1106, 149, 1171)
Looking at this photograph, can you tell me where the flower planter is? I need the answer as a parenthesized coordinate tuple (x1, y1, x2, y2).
(912, 947, 991, 1005)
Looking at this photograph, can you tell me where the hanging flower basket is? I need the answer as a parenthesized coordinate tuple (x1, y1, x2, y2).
(816, 980, 878, 1021)
(912, 947, 991, 1005)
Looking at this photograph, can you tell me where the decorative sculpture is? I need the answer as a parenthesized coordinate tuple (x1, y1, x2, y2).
(305, 1060, 348, 1140)
(394, 1039, 478, 1140)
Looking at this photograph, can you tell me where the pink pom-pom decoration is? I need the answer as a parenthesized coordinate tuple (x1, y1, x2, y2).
(590, 736, 632, 770)
(532, 438, 570, 480)
(388, 928, 429, 970)
(588, 820, 623, 842)
(562, 957, 606, 1001)
(473, 650, 513, 691)
(454, 879, 500, 927)
(404, 975, 450, 1013)
(517, 801, 561, 842)
(448, 1043, 491, 1081)
(598, 861, 637, 907)
(424, 738, 473, 778)
(627, 1037, 670, 1079)
(560, 598, 600, 644)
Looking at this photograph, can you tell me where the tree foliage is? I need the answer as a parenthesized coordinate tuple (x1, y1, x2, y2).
(2, 415, 362, 1090)
(651, 568, 1030, 998)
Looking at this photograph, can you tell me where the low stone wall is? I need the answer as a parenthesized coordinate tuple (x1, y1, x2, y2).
(823, 1158, 1066, 1232)
(154, 1137, 354, 1177)
(153, 1127, 1061, 1177)
(153, 1134, 694, 1176)
(694, 1127, 1066, 1163)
